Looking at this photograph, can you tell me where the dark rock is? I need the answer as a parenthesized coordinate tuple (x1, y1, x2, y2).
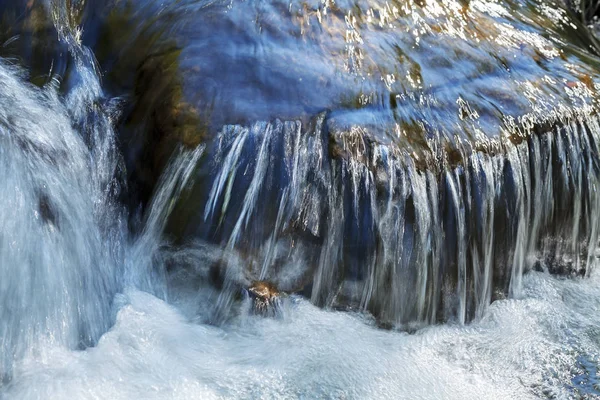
(91, 1, 208, 215)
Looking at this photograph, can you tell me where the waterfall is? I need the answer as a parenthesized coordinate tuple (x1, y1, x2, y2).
(202, 109, 600, 327)
(0, 1, 203, 379)
(0, 59, 122, 378)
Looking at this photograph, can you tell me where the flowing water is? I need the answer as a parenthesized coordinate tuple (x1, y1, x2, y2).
(1, 0, 600, 398)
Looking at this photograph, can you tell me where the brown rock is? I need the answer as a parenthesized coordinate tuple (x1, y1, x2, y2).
(248, 281, 281, 315)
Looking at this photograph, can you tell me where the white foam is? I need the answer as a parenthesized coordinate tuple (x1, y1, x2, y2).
(4, 271, 599, 399)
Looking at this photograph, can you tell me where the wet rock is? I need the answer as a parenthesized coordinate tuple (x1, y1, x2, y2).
(533, 237, 589, 277)
(247, 281, 282, 316)
(0, 1, 207, 222)
(0, 1, 68, 85)
(564, 0, 600, 25)
(91, 2, 208, 214)
(38, 192, 57, 227)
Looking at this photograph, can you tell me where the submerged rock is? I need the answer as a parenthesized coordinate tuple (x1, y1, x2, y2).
(247, 281, 282, 316)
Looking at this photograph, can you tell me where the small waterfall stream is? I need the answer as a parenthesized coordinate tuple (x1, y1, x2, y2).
(0, 1, 202, 379)
(200, 109, 600, 326)
(0, 54, 123, 377)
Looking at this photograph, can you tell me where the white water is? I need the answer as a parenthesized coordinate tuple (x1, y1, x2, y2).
(2, 271, 599, 399)
(0, 1, 200, 383)
(0, 58, 121, 377)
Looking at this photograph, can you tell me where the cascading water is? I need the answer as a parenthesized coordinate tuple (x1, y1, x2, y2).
(0, 58, 119, 377)
(0, 0, 201, 381)
(2, 0, 600, 398)
(199, 108, 600, 327)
